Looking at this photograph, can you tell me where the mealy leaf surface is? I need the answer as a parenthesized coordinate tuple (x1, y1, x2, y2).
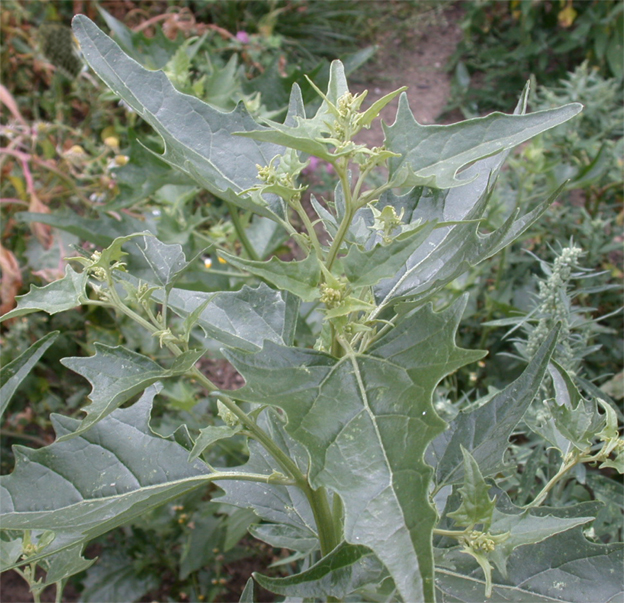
(60, 345, 203, 440)
(384, 93, 582, 189)
(72, 16, 287, 221)
(226, 298, 483, 603)
(0, 385, 212, 569)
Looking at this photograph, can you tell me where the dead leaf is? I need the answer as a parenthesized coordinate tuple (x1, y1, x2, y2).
(28, 191, 53, 248)
(0, 242, 23, 316)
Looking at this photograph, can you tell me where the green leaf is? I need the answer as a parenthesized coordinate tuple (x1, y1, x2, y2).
(179, 506, 222, 579)
(246, 215, 290, 260)
(358, 86, 407, 128)
(222, 507, 257, 552)
(60, 345, 204, 440)
(0, 331, 59, 419)
(150, 281, 299, 351)
(219, 251, 321, 301)
(16, 209, 151, 248)
(72, 16, 287, 222)
(135, 235, 192, 288)
(0, 266, 87, 322)
(437, 499, 623, 603)
(254, 542, 385, 599)
(235, 61, 350, 160)
(249, 523, 318, 554)
(239, 578, 255, 603)
(384, 92, 582, 189)
(430, 327, 558, 487)
(108, 131, 194, 210)
(217, 411, 318, 539)
(487, 500, 595, 578)
(39, 543, 95, 589)
(599, 452, 624, 473)
(0, 533, 23, 569)
(437, 526, 623, 603)
(548, 363, 606, 451)
(447, 448, 496, 529)
(504, 528, 623, 603)
(372, 176, 563, 311)
(0, 385, 212, 569)
(189, 424, 242, 462)
(549, 360, 582, 409)
(226, 297, 482, 603)
(80, 550, 158, 603)
(342, 220, 436, 289)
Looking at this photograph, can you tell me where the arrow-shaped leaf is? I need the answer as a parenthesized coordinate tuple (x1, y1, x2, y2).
(16, 209, 150, 248)
(436, 521, 623, 602)
(218, 251, 321, 301)
(447, 448, 496, 529)
(234, 61, 350, 160)
(0, 266, 87, 322)
(384, 92, 582, 189)
(0, 331, 59, 419)
(487, 498, 597, 577)
(72, 16, 286, 221)
(226, 297, 483, 603)
(342, 220, 436, 289)
(0, 385, 212, 569)
(134, 235, 191, 288)
(372, 171, 562, 312)
(429, 327, 558, 487)
(60, 345, 203, 440)
(146, 281, 299, 351)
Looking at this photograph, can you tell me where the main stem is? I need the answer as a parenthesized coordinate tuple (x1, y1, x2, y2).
(225, 201, 260, 261)
(192, 371, 341, 555)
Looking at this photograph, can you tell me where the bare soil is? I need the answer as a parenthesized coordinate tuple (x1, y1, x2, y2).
(351, 3, 464, 148)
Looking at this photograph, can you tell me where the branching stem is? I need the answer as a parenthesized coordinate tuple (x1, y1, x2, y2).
(525, 450, 586, 508)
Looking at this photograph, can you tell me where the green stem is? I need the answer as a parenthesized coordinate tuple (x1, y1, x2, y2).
(294, 202, 323, 259)
(106, 282, 159, 335)
(192, 369, 339, 554)
(433, 528, 468, 539)
(207, 470, 296, 485)
(205, 268, 253, 277)
(308, 486, 341, 556)
(54, 581, 63, 603)
(325, 166, 354, 270)
(330, 323, 342, 358)
(524, 452, 580, 508)
(225, 201, 259, 261)
(104, 270, 341, 558)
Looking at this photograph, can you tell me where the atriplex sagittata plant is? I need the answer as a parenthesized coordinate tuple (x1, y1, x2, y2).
(1, 15, 622, 603)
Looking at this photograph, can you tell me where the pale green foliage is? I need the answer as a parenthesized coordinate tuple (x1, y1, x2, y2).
(0, 15, 621, 603)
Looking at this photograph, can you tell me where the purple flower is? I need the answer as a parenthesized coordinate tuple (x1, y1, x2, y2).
(236, 31, 250, 43)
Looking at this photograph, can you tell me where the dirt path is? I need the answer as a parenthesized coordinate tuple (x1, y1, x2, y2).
(351, 3, 464, 148)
